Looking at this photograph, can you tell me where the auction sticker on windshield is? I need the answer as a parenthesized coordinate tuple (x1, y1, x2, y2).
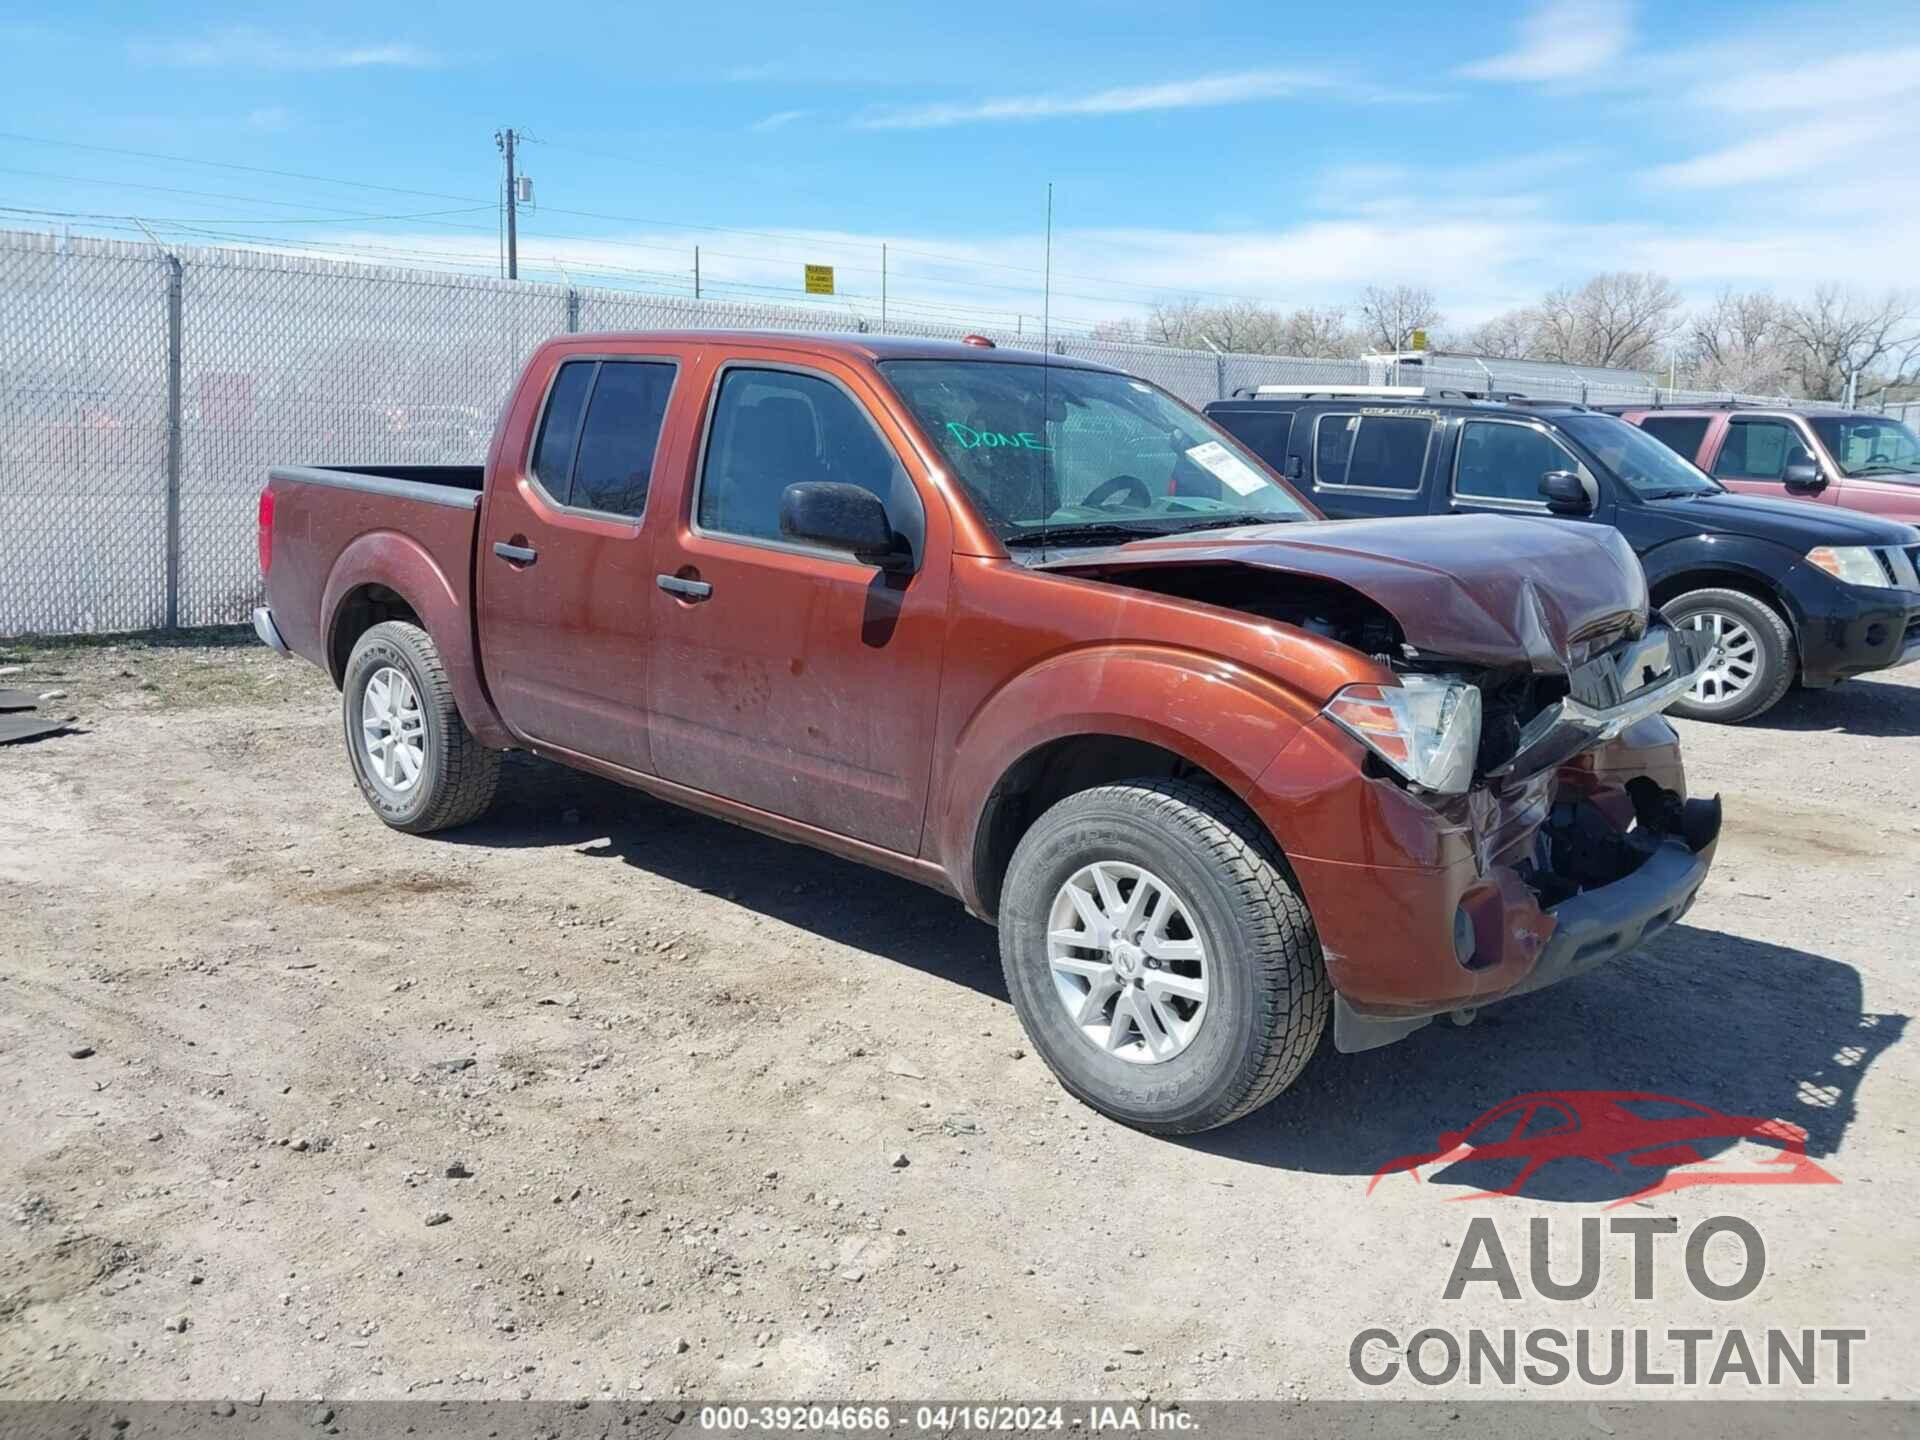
(1185, 440, 1267, 495)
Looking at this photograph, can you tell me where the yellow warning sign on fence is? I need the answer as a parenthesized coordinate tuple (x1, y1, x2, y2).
(804, 264, 835, 296)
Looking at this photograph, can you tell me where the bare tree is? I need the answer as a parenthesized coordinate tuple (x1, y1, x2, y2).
(1357, 285, 1442, 353)
(1776, 286, 1920, 400)
(1685, 289, 1793, 394)
(1465, 308, 1540, 360)
(1529, 272, 1682, 370)
(1279, 305, 1358, 358)
(1087, 315, 1141, 343)
(1142, 297, 1207, 349)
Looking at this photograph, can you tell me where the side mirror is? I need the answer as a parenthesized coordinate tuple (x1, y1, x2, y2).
(1783, 460, 1826, 495)
(779, 482, 908, 568)
(1539, 469, 1596, 515)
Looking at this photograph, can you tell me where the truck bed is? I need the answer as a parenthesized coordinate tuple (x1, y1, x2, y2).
(262, 464, 484, 692)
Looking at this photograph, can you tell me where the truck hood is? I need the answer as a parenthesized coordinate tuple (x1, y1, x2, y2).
(1658, 491, 1920, 546)
(1037, 514, 1647, 673)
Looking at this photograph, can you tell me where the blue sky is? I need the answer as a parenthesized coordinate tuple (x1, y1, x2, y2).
(4, 0, 1918, 334)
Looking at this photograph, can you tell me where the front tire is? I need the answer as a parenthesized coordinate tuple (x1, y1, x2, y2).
(342, 621, 500, 833)
(997, 779, 1329, 1134)
(1663, 588, 1796, 724)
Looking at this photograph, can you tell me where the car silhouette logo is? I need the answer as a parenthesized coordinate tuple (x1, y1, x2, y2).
(1368, 1090, 1839, 1206)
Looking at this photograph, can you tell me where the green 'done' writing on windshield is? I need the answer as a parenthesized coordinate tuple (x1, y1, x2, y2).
(945, 421, 1051, 451)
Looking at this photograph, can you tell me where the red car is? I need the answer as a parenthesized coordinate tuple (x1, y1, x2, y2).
(1614, 405, 1920, 523)
(1368, 1090, 1838, 1205)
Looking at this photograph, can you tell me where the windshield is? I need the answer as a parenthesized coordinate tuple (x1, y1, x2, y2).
(880, 359, 1313, 545)
(1810, 416, 1920, 478)
(1559, 414, 1722, 498)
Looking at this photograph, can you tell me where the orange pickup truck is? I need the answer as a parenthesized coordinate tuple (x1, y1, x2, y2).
(255, 331, 1718, 1132)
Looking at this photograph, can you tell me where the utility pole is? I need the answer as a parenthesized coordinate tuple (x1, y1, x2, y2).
(694, 246, 701, 300)
(881, 243, 888, 330)
(494, 128, 519, 280)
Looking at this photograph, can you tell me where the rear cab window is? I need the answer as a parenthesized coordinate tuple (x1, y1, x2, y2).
(529, 358, 678, 518)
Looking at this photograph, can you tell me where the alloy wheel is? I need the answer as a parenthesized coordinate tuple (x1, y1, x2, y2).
(361, 665, 427, 793)
(1047, 861, 1210, 1064)
(1677, 609, 1760, 709)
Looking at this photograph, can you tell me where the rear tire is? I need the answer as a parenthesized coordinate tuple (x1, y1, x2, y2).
(997, 779, 1329, 1134)
(1663, 588, 1795, 724)
(342, 621, 500, 834)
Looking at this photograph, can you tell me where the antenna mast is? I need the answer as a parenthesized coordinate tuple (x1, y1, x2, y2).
(1042, 183, 1053, 354)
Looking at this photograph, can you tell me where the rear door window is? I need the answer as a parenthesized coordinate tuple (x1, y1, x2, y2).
(528, 358, 676, 517)
(1637, 416, 1711, 462)
(1454, 420, 1577, 506)
(1314, 414, 1429, 490)
(570, 362, 676, 517)
(531, 361, 595, 499)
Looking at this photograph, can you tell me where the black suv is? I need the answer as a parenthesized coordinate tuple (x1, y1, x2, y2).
(1204, 388, 1920, 722)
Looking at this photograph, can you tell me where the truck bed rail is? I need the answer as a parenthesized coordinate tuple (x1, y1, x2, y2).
(269, 464, 483, 511)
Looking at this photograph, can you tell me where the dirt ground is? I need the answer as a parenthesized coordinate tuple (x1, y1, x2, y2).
(3, 630, 1916, 1405)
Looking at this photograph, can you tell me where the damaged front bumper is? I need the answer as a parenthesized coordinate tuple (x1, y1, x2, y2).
(1256, 618, 1723, 1056)
(1331, 789, 1721, 1053)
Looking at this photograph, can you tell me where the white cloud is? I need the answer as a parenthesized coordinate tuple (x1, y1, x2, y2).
(750, 109, 813, 132)
(1643, 40, 1920, 190)
(1644, 116, 1892, 189)
(129, 26, 440, 70)
(244, 105, 293, 134)
(1688, 46, 1920, 112)
(854, 69, 1400, 130)
(1461, 0, 1633, 82)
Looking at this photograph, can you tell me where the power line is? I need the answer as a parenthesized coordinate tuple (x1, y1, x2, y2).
(0, 131, 484, 205)
(0, 166, 497, 225)
(0, 202, 496, 227)
(0, 128, 1305, 310)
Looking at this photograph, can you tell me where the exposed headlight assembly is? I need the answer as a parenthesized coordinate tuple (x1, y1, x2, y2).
(1806, 545, 1891, 588)
(1324, 676, 1482, 795)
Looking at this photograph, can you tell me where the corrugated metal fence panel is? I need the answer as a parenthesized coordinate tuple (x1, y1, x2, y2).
(0, 231, 172, 634)
(176, 248, 568, 626)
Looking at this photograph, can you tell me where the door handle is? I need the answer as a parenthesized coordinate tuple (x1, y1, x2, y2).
(656, 573, 712, 600)
(493, 541, 538, 565)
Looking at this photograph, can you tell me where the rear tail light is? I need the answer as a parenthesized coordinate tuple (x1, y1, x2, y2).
(258, 487, 275, 577)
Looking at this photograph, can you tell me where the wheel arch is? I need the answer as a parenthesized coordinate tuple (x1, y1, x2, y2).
(321, 531, 512, 748)
(971, 734, 1228, 922)
(938, 647, 1320, 920)
(1640, 540, 1803, 639)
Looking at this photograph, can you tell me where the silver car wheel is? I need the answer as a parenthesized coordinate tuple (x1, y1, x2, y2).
(361, 665, 427, 793)
(1678, 609, 1760, 708)
(1047, 860, 1209, 1065)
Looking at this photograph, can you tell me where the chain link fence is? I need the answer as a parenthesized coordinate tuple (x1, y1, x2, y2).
(3, 226, 1914, 637)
